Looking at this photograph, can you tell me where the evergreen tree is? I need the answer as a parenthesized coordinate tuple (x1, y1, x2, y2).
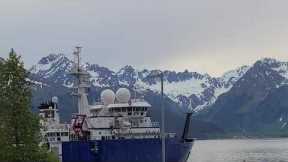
(0, 49, 57, 162)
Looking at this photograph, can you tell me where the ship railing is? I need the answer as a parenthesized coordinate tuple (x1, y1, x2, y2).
(151, 122, 160, 127)
(92, 98, 146, 106)
(45, 128, 69, 132)
(88, 131, 178, 141)
(130, 98, 146, 102)
(89, 133, 161, 141)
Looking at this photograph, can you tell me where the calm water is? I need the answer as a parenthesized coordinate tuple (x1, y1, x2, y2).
(188, 138, 288, 162)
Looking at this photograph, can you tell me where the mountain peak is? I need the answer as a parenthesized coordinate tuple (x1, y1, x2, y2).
(30, 53, 72, 76)
(250, 58, 288, 80)
(38, 53, 66, 65)
(256, 58, 279, 66)
(117, 65, 135, 74)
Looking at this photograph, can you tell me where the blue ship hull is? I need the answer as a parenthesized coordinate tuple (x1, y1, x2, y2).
(62, 138, 193, 162)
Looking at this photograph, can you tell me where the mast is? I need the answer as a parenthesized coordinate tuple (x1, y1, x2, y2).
(70, 47, 90, 115)
(160, 72, 166, 162)
(149, 71, 166, 162)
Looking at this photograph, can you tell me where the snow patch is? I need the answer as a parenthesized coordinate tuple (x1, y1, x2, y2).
(272, 62, 288, 79)
(26, 78, 47, 88)
(136, 78, 207, 101)
(221, 65, 250, 84)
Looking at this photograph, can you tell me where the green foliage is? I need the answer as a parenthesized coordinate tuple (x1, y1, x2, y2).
(45, 150, 60, 162)
(0, 49, 57, 162)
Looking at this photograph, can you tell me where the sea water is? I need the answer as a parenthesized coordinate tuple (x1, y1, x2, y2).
(188, 138, 288, 162)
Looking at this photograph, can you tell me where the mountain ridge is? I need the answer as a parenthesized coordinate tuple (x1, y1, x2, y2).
(29, 53, 249, 112)
(27, 54, 288, 136)
(203, 57, 288, 135)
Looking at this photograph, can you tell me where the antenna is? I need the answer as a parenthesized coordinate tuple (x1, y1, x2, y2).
(160, 72, 165, 162)
(73, 46, 82, 72)
(148, 71, 166, 162)
(70, 46, 90, 115)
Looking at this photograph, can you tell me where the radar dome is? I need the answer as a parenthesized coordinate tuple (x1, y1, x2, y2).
(101, 89, 115, 105)
(116, 88, 131, 103)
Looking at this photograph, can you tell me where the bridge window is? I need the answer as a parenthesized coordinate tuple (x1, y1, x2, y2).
(61, 132, 68, 136)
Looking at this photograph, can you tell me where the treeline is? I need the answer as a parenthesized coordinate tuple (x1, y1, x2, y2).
(0, 49, 58, 162)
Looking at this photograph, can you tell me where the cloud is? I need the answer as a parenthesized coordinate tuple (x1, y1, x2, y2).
(1, 0, 288, 76)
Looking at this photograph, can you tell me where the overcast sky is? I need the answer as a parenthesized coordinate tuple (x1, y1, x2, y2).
(1, 0, 288, 76)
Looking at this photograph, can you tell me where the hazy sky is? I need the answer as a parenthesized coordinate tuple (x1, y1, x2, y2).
(1, 0, 288, 76)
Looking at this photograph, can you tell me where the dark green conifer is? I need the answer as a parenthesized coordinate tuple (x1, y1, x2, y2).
(0, 49, 58, 162)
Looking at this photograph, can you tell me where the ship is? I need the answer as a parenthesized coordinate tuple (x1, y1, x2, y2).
(39, 47, 194, 162)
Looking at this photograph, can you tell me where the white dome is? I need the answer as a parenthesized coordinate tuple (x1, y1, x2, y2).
(116, 88, 131, 103)
(101, 89, 115, 105)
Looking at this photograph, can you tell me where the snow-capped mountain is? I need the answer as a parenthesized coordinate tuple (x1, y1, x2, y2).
(30, 54, 74, 87)
(28, 55, 288, 135)
(259, 58, 288, 84)
(28, 54, 228, 137)
(29, 54, 250, 112)
(205, 58, 288, 133)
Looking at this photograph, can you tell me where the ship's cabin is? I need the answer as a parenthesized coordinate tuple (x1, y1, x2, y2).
(45, 129, 69, 143)
(110, 106, 147, 116)
(89, 88, 151, 118)
(38, 102, 58, 119)
(84, 88, 165, 140)
(108, 103, 149, 117)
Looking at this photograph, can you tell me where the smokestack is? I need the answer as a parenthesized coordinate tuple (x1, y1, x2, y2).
(182, 112, 193, 141)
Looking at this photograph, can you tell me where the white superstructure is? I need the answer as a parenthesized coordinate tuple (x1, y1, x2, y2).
(38, 97, 69, 161)
(84, 88, 161, 140)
